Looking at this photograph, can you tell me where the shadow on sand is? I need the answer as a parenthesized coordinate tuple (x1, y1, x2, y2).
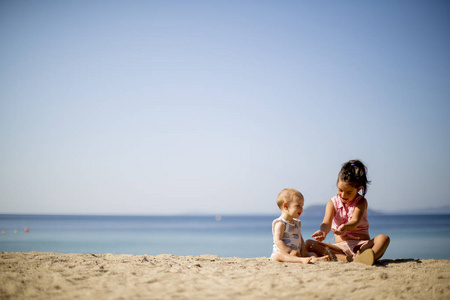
(376, 258, 422, 267)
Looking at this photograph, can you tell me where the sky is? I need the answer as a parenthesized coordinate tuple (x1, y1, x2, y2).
(0, 0, 449, 215)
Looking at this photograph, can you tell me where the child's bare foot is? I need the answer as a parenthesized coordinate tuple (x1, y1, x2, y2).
(300, 257, 312, 264)
(311, 255, 330, 262)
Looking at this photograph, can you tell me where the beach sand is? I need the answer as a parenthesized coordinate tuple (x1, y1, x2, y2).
(1, 252, 449, 299)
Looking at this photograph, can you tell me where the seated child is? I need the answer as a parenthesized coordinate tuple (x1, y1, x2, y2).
(306, 160, 390, 265)
(271, 188, 329, 264)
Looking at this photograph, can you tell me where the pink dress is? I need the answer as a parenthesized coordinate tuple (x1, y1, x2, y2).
(331, 194, 369, 240)
(331, 194, 370, 257)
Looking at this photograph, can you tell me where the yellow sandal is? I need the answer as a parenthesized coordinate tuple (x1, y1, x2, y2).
(353, 249, 375, 266)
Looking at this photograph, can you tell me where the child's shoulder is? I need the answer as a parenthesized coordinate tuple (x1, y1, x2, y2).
(273, 217, 297, 226)
(272, 217, 284, 225)
(272, 217, 286, 231)
(274, 217, 301, 226)
(356, 196, 368, 207)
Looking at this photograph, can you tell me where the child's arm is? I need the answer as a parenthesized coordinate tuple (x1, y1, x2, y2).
(273, 221, 294, 254)
(333, 198, 368, 235)
(311, 200, 334, 241)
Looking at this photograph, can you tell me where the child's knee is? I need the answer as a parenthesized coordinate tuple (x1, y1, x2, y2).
(376, 234, 390, 245)
(305, 239, 315, 250)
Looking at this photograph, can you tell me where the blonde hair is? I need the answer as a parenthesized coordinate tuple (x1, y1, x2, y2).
(276, 188, 303, 209)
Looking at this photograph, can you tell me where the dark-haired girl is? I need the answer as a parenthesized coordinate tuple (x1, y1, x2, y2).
(306, 160, 390, 265)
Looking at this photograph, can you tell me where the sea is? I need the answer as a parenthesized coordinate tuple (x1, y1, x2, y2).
(1, 214, 449, 260)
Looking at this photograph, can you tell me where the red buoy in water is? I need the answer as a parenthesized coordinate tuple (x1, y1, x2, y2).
(24, 227, 29, 233)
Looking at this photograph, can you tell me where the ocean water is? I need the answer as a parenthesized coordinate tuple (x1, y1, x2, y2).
(0, 214, 449, 260)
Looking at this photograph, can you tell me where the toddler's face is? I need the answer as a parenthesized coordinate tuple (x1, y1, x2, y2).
(337, 180, 361, 204)
(287, 195, 304, 218)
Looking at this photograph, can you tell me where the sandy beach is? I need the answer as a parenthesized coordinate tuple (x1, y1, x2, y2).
(1, 252, 449, 300)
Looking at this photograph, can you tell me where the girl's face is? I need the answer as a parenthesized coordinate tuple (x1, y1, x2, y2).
(284, 195, 304, 219)
(337, 180, 362, 204)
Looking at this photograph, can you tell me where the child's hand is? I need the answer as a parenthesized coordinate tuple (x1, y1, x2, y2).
(332, 224, 347, 236)
(311, 230, 326, 241)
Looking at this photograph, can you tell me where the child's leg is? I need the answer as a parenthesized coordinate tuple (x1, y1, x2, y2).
(305, 239, 350, 262)
(310, 255, 330, 262)
(271, 251, 312, 264)
(359, 234, 390, 260)
(307, 251, 331, 262)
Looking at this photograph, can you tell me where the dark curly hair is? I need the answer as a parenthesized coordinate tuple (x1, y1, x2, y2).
(337, 160, 371, 196)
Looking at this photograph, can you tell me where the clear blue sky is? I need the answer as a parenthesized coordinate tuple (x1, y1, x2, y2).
(1, 1, 449, 215)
